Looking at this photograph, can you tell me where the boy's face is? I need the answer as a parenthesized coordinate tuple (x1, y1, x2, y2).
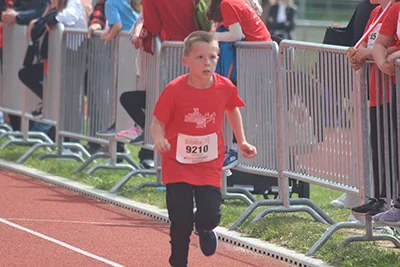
(183, 41, 219, 79)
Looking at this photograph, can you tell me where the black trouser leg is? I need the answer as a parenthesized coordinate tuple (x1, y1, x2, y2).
(166, 183, 194, 267)
(166, 182, 222, 267)
(193, 185, 222, 232)
(18, 63, 44, 100)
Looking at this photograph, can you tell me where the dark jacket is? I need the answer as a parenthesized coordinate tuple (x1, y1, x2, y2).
(323, 0, 377, 46)
(266, 4, 295, 40)
(0, 0, 47, 25)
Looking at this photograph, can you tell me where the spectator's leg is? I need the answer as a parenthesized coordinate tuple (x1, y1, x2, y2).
(18, 63, 44, 100)
(166, 183, 194, 267)
(119, 91, 146, 128)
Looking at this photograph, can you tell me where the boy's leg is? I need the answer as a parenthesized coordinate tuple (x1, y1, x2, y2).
(194, 185, 222, 256)
(166, 183, 194, 267)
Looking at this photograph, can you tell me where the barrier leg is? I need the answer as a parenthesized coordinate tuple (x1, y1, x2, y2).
(109, 169, 158, 194)
(250, 206, 328, 225)
(17, 143, 56, 164)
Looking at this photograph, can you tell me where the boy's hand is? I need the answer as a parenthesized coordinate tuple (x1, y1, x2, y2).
(239, 142, 257, 159)
(154, 138, 171, 153)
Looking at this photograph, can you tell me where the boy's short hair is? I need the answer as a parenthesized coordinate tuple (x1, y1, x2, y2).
(183, 30, 218, 56)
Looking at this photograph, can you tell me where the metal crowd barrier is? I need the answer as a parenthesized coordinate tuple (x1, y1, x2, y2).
(222, 41, 282, 206)
(2, 22, 400, 255)
(307, 61, 400, 255)
(73, 32, 141, 174)
(230, 41, 335, 230)
(110, 37, 163, 194)
(0, 24, 52, 149)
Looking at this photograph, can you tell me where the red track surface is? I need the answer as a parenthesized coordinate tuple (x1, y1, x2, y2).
(0, 169, 292, 267)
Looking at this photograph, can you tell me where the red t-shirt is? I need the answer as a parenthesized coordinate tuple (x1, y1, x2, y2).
(220, 0, 271, 41)
(379, 2, 400, 50)
(142, 0, 197, 41)
(153, 74, 245, 187)
(365, 6, 393, 106)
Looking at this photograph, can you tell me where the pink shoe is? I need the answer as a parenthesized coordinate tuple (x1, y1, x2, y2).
(117, 126, 142, 140)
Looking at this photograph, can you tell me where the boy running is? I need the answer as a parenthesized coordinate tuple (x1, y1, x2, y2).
(151, 30, 257, 267)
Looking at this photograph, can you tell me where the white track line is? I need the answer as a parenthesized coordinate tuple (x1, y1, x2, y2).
(5, 218, 163, 227)
(0, 217, 124, 267)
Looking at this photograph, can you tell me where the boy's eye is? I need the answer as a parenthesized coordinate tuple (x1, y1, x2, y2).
(210, 55, 217, 59)
(197, 56, 203, 59)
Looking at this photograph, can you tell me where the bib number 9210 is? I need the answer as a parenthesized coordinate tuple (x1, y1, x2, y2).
(186, 145, 209, 154)
(176, 133, 218, 164)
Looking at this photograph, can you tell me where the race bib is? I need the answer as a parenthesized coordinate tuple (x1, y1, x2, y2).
(176, 133, 218, 164)
(368, 23, 381, 49)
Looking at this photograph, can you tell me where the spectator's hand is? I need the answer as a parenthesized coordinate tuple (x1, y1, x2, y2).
(346, 46, 357, 59)
(154, 138, 171, 153)
(2, 9, 18, 25)
(100, 32, 113, 43)
(386, 53, 399, 67)
(26, 19, 38, 41)
(380, 61, 396, 76)
(354, 47, 369, 63)
(88, 23, 102, 38)
(350, 61, 364, 71)
(239, 142, 257, 159)
(130, 34, 143, 49)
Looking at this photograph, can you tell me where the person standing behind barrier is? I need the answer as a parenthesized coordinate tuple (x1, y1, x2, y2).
(87, 0, 105, 38)
(99, 0, 139, 42)
(206, 0, 271, 171)
(1, 0, 47, 26)
(372, 0, 400, 225)
(266, 0, 296, 40)
(346, 0, 396, 217)
(326, 0, 378, 210)
(90, 0, 139, 156)
(19, 0, 91, 143)
(0, 0, 48, 132)
(151, 31, 257, 267)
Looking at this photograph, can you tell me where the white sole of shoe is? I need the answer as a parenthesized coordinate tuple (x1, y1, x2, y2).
(97, 133, 115, 137)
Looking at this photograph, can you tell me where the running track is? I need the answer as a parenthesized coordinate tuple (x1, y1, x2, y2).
(0, 169, 292, 267)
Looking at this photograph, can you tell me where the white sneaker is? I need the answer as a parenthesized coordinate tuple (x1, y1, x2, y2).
(330, 193, 360, 209)
(330, 193, 347, 208)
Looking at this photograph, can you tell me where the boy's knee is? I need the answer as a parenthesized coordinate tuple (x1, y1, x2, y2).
(195, 209, 221, 230)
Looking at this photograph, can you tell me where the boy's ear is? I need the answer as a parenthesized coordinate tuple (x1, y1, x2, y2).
(182, 57, 189, 67)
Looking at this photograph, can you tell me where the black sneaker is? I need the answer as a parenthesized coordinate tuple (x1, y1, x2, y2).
(31, 107, 43, 117)
(84, 143, 103, 155)
(197, 230, 218, 256)
(351, 198, 384, 216)
(140, 159, 154, 169)
(366, 199, 387, 216)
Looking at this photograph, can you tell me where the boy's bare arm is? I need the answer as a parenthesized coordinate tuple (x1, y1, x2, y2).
(225, 107, 246, 144)
(225, 107, 257, 159)
(151, 118, 171, 152)
(373, 34, 395, 75)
